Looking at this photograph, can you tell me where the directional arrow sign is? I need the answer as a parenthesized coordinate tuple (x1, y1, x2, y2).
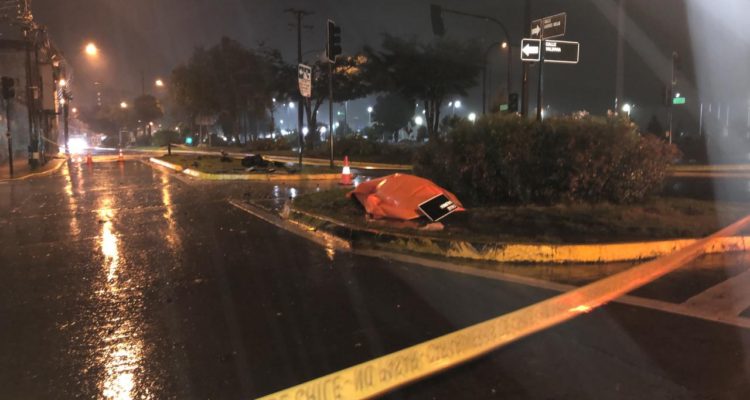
(530, 21, 542, 39)
(531, 12, 567, 39)
(520, 38, 541, 62)
(543, 40, 580, 64)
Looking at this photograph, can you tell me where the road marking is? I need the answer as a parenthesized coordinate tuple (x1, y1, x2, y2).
(228, 199, 351, 252)
(357, 249, 750, 330)
(257, 215, 750, 399)
(235, 200, 750, 331)
(682, 268, 750, 317)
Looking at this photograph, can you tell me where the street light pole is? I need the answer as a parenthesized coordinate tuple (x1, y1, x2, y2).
(63, 99, 69, 155)
(668, 51, 677, 145)
(439, 8, 514, 115)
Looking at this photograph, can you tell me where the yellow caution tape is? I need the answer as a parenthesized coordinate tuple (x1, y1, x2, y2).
(258, 214, 750, 400)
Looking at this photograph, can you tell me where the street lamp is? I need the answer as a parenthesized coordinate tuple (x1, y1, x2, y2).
(452, 100, 461, 116)
(622, 103, 632, 117)
(482, 41, 513, 115)
(367, 106, 373, 125)
(85, 42, 98, 57)
(468, 112, 477, 123)
(414, 116, 424, 126)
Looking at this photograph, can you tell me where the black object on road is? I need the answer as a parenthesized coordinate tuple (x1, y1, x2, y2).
(241, 155, 269, 168)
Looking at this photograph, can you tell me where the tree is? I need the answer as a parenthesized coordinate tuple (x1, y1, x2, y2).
(301, 55, 373, 147)
(365, 35, 481, 140)
(170, 37, 277, 143)
(133, 94, 163, 137)
(646, 115, 664, 137)
(372, 92, 415, 141)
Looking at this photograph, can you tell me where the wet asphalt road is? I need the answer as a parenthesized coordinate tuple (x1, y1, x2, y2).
(1, 160, 750, 399)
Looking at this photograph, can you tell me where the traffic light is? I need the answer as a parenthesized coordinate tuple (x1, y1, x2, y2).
(326, 20, 342, 63)
(508, 93, 519, 113)
(1, 76, 15, 100)
(430, 4, 445, 36)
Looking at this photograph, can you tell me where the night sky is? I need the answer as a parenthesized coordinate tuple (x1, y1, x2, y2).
(31, 0, 750, 132)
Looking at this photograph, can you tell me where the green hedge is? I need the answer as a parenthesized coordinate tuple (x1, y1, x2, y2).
(307, 136, 417, 164)
(414, 115, 680, 205)
(152, 130, 182, 147)
(247, 136, 294, 151)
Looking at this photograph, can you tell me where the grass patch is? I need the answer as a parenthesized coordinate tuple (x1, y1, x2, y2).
(293, 189, 750, 244)
(159, 154, 339, 175)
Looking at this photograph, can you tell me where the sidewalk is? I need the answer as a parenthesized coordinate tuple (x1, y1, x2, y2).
(0, 157, 66, 181)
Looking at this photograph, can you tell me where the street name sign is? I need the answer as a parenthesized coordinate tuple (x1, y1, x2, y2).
(521, 39, 580, 64)
(298, 63, 312, 98)
(521, 39, 541, 62)
(531, 12, 567, 39)
(542, 40, 580, 64)
(673, 96, 686, 105)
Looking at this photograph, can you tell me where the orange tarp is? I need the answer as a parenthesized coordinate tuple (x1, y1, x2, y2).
(347, 173, 465, 220)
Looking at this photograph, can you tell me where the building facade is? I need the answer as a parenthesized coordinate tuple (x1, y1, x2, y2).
(0, 0, 67, 166)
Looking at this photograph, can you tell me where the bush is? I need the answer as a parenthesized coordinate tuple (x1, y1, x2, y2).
(414, 114, 680, 205)
(247, 136, 293, 151)
(152, 130, 182, 147)
(134, 134, 153, 147)
(307, 136, 417, 164)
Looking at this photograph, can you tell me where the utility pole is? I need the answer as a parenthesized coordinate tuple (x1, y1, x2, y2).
(285, 8, 313, 169)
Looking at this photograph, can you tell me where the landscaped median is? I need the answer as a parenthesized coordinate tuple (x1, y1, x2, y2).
(276, 188, 750, 264)
(149, 154, 341, 181)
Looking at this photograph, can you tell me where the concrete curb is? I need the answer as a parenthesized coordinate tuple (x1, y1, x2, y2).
(287, 207, 750, 264)
(134, 147, 412, 171)
(0, 157, 67, 182)
(148, 157, 340, 181)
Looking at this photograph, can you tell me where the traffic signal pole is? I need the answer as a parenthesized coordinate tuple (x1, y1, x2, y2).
(326, 20, 342, 169)
(328, 62, 334, 168)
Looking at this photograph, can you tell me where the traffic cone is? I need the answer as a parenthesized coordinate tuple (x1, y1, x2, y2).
(339, 156, 353, 186)
(86, 152, 93, 166)
(118, 149, 124, 163)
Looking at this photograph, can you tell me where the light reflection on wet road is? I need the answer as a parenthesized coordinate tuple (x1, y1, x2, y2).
(1, 160, 750, 399)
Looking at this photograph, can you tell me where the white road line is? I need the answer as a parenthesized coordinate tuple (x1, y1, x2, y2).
(231, 202, 750, 331)
(682, 268, 750, 317)
(358, 249, 750, 330)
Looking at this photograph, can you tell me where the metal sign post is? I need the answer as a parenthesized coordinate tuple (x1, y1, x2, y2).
(521, 12, 579, 122)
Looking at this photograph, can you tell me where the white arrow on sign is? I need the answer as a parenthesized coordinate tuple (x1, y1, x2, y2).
(531, 25, 541, 37)
(522, 43, 540, 56)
